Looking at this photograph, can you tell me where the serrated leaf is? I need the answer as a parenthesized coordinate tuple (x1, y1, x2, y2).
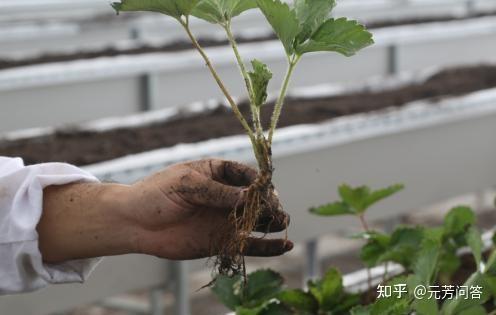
(256, 0, 299, 55)
(443, 206, 476, 237)
(364, 184, 404, 210)
(248, 59, 272, 107)
(377, 226, 424, 269)
(192, 0, 256, 24)
(466, 226, 483, 271)
(294, 0, 336, 43)
(212, 274, 243, 310)
(276, 289, 317, 314)
(245, 269, 284, 306)
(112, 0, 199, 19)
(296, 17, 374, 56)
(320, 268, 344, 310)
(310, 201, 353, 216)
(357, 231, 391, 267)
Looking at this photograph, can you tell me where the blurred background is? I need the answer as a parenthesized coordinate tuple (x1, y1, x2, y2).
(1, 0, 496, 314)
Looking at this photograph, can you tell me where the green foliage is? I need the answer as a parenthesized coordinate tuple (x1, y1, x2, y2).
(248, 60, 272, 107)
(276, 289, 317, 314)
(112, 0, 199, 19)
(192, 0, 257, 24)
(256, 0, 373, 57)
(256, 0, 300, 55)
(310, 184, 404, 217)
(295, 17, 374, 56)
(466, 226, 483, 271)
(211, 269, 284, 312)
(444, 206, 476, 237)
(213, 189, 496, 315)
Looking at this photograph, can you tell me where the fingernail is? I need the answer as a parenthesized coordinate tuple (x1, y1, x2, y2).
(284, 241, 294, 251)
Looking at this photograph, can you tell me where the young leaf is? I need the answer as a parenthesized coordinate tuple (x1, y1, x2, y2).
(277, 289, 318, 314)
(466, 226, 483, 271)
(294, 0, 336, 43)
(192, 0, 256, 24)
(211, 274, 243, 310)
(444, 206, 476, 237)
(358, 232, 391, 267)
(248, 60, 273, 107)
(244, 269, 284, 306)
(338, 184, 370, 213)
(112, 0, 199, 19)
(318, 268, 344, 310)
(256, 0, 299, 55)
(295, 17, 374, 57)
(364, 184, 404, 210)
(309, 201, 353, 216)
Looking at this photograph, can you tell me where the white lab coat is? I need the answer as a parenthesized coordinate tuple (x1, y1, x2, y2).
(0, 156, 101, 295)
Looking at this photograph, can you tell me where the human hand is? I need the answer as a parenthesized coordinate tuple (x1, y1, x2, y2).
(126, 159, 292, 260)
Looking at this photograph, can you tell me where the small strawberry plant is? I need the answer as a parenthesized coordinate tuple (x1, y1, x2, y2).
(212, 185, 496, 314)
(112, 0, 373, 276)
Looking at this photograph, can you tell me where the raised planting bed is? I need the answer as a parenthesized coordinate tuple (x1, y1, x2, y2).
(2, 0, 496, 58)
(2, 65, 496, 166)
(2, 11, 496, 71)
(2, 16, 496, 132)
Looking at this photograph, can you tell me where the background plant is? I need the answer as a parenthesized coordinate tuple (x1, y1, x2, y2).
(112, 0, 373, 277)
(213, 185, 496, 314)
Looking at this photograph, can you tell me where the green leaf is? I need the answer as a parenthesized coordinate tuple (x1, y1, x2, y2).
(338, 184, 370, 213)
(309, 201, 353, 216)
(192, 0, 256, 24)
(276, 289, 317, 314)
(256, 0, 299, 55)
(212, 274, 243, 310)
(364, 184, 404, 210)
(441, 272, 491, 315)
(377, 226, 425, 269)
(294, 0, 336, 43)
(457, 305, 488, 315)
(248, 59, 272, 107)
(295, 17, 374, 56)
(492, 232, 496, 246)
(371, 277, 410, 315)
(466, 226, 483, 271)
(351, 305, 372, 315)
(112, 0, 199, 19)
(356, 231, 391, 267)
(244, 269, 284, 306)
(307, 268, 345, 311)
(413, 237, 442, 285)
(443, 206, 476, 237)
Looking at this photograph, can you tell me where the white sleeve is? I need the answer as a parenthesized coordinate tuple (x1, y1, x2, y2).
(0, 156, 102, 295)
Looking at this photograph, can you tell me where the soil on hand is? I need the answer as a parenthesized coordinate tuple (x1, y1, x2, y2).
(1, 65, 496, 166)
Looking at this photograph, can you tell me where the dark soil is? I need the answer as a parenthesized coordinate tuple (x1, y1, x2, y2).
(2, 64, 496, 166)
(0, 11, 495, 71)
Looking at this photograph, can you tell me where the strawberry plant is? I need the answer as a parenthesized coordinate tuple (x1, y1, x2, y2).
(112, 0, 373, 276)
(212, 185, 496, 314)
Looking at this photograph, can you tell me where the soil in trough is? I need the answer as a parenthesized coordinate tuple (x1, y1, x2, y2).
(0, 11, 495, 71)
(2, 64, 496, 166)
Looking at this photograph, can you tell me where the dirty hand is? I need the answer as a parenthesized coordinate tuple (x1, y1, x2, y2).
(129, 159, 292, 260)
(38, 159, 292, 263)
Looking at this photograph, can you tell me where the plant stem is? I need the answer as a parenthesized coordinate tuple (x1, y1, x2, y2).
(268, 55, 300, 144)
(223, 22, 266, 169)
(359, 214, 370, 232)
(180, 18, 256, 145)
